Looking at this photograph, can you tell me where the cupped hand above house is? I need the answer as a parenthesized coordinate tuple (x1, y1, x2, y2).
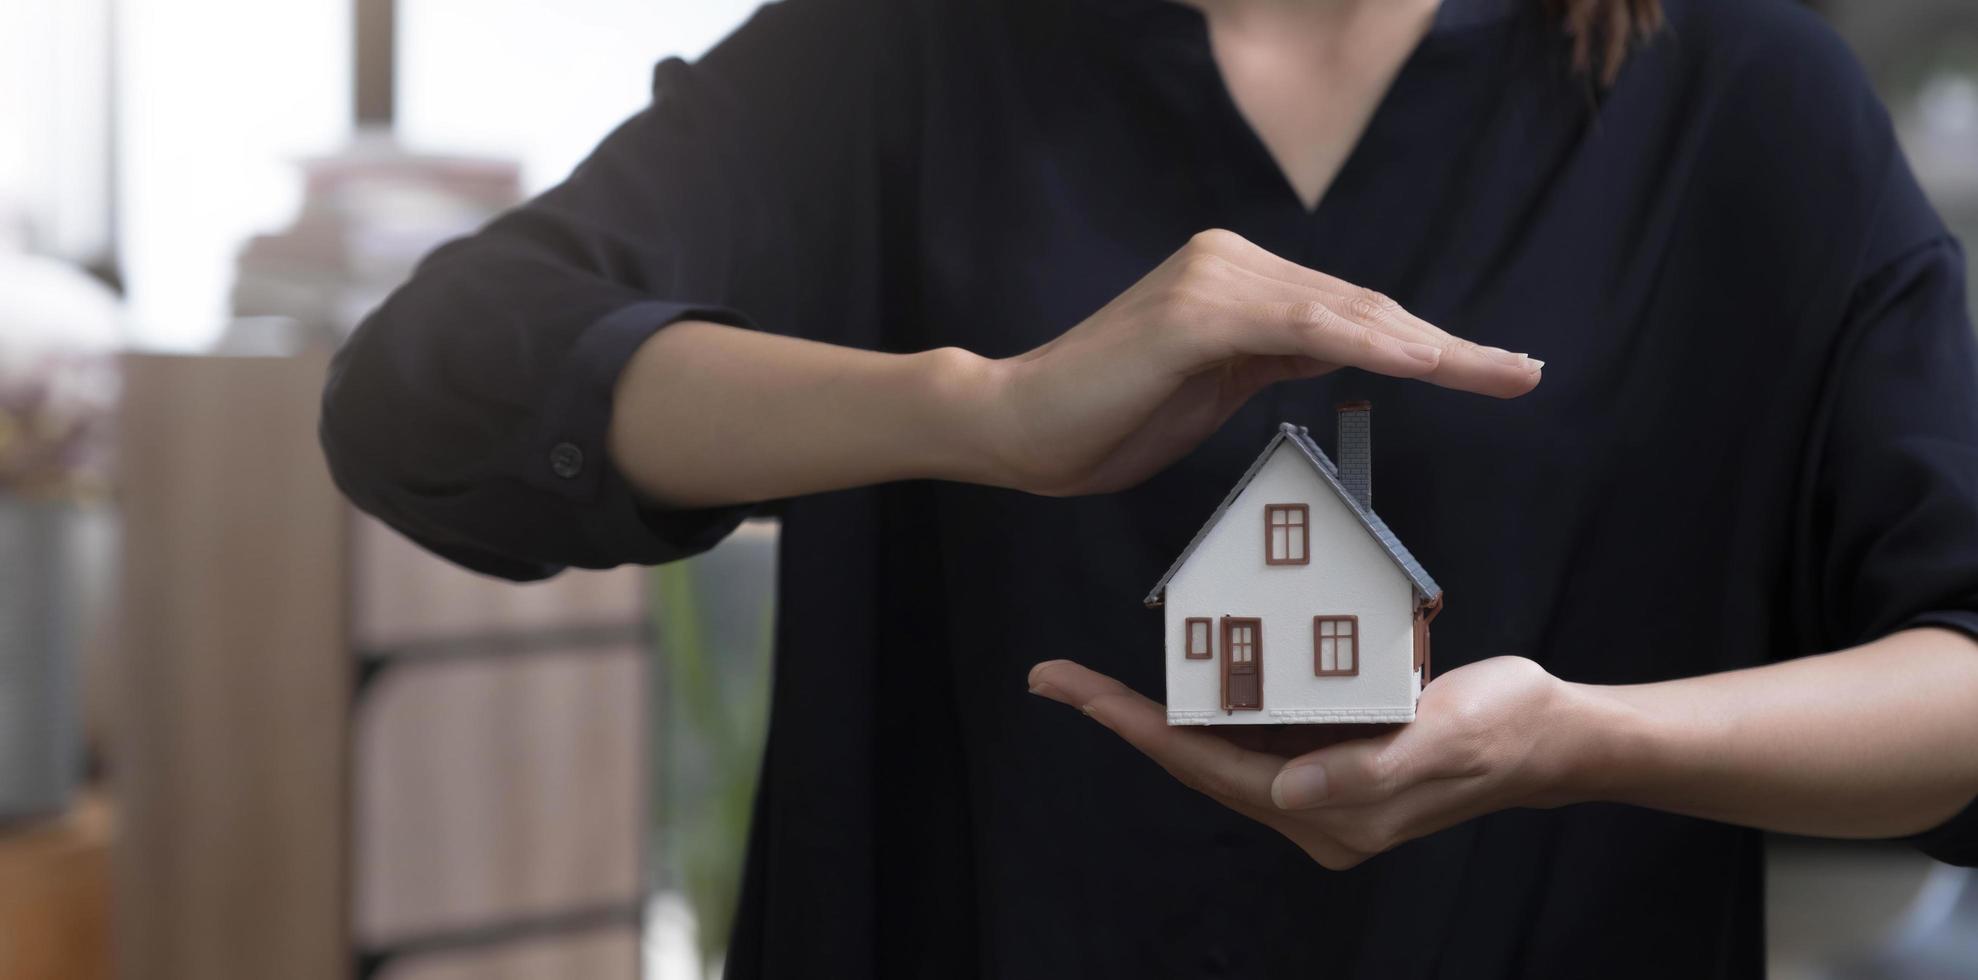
(974, 228, 1544, 499)
(1027, 655, 1581, 870)
(605, 227, 1542, 511)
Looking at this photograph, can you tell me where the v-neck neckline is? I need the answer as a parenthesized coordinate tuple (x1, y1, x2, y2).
(1194, 9, 1436, 218)
(1098, 0, 1522, 244)
(1181, 0, 1518, 217)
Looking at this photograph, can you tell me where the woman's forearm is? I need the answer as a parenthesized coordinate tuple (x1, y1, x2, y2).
(604, 232, 1543, 510)
(608, 320, 1005, 508)
(1564, 627, 1978, 839)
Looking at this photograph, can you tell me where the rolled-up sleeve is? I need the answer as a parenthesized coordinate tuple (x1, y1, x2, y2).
(1797, 224, 1978, 864)
(321, 0, 904, 579)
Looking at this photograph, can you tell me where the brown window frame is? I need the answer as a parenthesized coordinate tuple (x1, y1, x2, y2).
(1184, 617, 1213, 660)
(1265, 503, 1310, 565)
(1313, 615, 1359, 677)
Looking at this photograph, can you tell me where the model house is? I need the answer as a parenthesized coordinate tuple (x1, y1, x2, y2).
(1144, 404, 1443, 725)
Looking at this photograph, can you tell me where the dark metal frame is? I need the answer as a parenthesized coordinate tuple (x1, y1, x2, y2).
(355, 0, 395, 126)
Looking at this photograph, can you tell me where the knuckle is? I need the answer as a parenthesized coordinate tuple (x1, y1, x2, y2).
(1352, 751, 1395, 797)
(1345, 289, 1398, 324)
(1189, 228, 1244, 252)
(1286, 300, 1338, 331)
(1177, 252, 1229, 284)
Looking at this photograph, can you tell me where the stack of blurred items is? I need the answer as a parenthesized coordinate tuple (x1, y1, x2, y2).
(0, 202, 119, 822)
(227, 131, 520, 353)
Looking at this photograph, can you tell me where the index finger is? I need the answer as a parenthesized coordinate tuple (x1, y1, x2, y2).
(1215, 245, 1545, 399)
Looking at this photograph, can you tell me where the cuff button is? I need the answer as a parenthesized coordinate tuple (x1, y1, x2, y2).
(549, 442, 585, 479)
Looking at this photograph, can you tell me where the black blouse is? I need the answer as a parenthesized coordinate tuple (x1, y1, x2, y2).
(321, 0, 1978, 975)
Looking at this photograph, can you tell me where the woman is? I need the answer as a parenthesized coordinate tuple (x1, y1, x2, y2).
(322, 0, 1978, 975)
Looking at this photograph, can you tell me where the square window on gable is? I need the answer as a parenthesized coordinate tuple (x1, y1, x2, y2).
(1265, 504, 1309, 565)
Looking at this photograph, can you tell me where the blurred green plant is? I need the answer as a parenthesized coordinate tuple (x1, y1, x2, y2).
(651, 542, 774, 973)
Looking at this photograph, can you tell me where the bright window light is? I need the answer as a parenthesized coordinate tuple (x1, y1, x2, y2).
(396, 0, 764, 193)
(115, 0, 352, 350)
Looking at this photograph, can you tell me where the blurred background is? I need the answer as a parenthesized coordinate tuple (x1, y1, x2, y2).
(0, 1, 1974, 978)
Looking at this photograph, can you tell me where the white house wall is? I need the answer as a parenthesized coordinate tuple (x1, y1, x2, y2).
(1163, 443, 1418, 725)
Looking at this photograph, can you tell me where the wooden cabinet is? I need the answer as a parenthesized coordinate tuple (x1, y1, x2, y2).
(113, 354, 647, 980)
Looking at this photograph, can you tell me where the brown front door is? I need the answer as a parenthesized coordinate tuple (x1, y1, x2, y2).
(1222, 617, 1262, 712)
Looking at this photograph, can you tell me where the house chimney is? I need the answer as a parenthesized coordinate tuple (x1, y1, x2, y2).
(1337, 401, 1372, 510)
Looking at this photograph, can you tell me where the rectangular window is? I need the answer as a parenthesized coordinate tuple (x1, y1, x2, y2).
(1314, 615, 1358, 676)
(1265, 504, 1309, 565)
(1185, 617, 1212, 660)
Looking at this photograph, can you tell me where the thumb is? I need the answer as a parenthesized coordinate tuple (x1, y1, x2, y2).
(1271, 730, 1417, 810)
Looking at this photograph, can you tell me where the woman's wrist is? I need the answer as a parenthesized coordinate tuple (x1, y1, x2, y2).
(1522, 678, 1652, 809)
(900, 345, 1015, 489)
(1538, 677, 1717, 811)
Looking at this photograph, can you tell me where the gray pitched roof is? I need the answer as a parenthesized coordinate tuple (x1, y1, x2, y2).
(1143, 422, 1442, 607)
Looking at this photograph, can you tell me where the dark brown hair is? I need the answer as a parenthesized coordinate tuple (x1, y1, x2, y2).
(1545, 0, 1666, 86)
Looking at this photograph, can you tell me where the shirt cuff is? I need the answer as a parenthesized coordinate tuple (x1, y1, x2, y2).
(1897, 609, 1978, 867)
(523, 299, 760, 567)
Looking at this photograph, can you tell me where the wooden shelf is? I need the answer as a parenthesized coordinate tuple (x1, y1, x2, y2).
(112, 353, 648, 980)
(0, 793, 114, 980)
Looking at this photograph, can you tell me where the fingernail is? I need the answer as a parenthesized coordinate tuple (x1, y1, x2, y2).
(1478, 345, 1529, 366)
(1526, 358, 1545, 371)
(1400, 341, 1442, 365)
(1029, 682, 1068, 705)
(1272, 765, 1330, 810)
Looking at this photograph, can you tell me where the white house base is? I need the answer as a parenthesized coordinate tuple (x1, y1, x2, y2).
(1166, 706, 1417, 726)
(1267, 707, 1416, 724)
(1165, 669, 1424, 726)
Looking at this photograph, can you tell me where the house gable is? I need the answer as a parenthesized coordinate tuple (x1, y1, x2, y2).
(1165, 439, 1415, 602)
(1145, 423, 1440, 607)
